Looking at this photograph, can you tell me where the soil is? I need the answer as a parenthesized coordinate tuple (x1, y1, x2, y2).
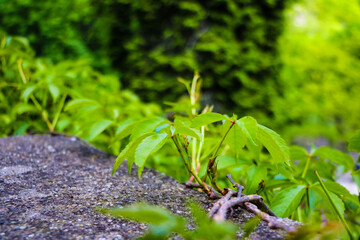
(0, 135, 300, 239)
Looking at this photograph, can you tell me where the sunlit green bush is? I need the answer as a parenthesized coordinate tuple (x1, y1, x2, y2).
(0, 32, 161, 153)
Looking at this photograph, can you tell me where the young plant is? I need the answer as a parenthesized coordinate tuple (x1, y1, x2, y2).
(111, 74, 293, 232)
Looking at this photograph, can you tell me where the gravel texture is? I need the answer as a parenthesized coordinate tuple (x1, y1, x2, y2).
(0, 135, 300, 239)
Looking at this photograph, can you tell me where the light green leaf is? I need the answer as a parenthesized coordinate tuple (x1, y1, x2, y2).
(216, 156, 250, 170)
(257, 124, 290, 165)
(65, 98, 99, 111)
(130, 117, 165, 140)
(245, 165, 267, 194)
(175, 126, 201, 140)
(311, 186, 345, 219)
(112, 119, 139, 142)
(348, 130, 360, 152)
(135, 133, 168, 172)
(112, 132, 155, 176)
(48, 84, 60, 102)
(271, 185, 306, 217)
(313, 182, 359, 205)
(290, 145, 308, 161)
(237, 117, 259, 161)
(21, 85, 36, 101)
(224, 123, 246, 156)
(238, 116, 257, 139)
(190, 112, 228, 128)
(314, 146, 355, 170)
(103, 203, 178, 225)
(88, 120, 113, 141)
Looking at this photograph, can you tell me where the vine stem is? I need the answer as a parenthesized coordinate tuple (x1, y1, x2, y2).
(301, 154, 312, 178)
(18, 58, 53, 131)
(171, 134, 209, 193)
(51, 93, 67, 132)
(203, 120, 235, 188)
(314, 171, 354, 240)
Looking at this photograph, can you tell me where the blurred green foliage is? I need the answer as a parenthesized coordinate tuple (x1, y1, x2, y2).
(0, 32, 161, 152)
(0, 0, 292, 115)
(272, 0, 360, 140)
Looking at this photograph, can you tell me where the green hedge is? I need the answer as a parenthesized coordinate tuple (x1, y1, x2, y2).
(0, 0, 292, 116)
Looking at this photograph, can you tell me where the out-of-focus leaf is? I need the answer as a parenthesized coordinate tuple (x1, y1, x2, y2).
(314, 146, 355, 170)
(190, 112, 228, 128)
(348, 130, 360, 152)
(21, 85, 36, 101)
(243, 216, 261, 239)
(103, 203, 179, 225)
(130, 117, 165, 140)
(65, 98, 99, 111)
(175, 126, 201, 140)
(48, 84, 60, 102)
(311, 185, 345, 219)
(87, 119, 113, 141)
(290, 145, 308, 161)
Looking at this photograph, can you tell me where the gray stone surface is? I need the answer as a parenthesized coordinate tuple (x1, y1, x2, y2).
(0, 135, 300, 239)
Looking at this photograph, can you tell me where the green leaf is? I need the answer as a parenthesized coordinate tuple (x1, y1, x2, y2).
(237, 116, 260, 161)
(225, 123, 246, 156)
(88, 120, 113, 141)
(348, 130, 360, 152)
(175, 126, 201, 140)
(65, 98, 99, 111)
(311, 186, 345, 219)
(103, 203, 178, 225)
(112, 119, 139, 142)
(314, 146, 355, 170)
(238, 116, 258, 140)
(112, 132, 155, 176)
(245, 165, 267, 194)
(313, 182, 359, 205)
(190, 112, 228, 128)
(257, 124, 290, 165)
(290, 145, 308, 161)
(216, 156, 250, 170)
(48, 84, 60, 102)
(243, 216, 261, 239)
(135, 132, 168, 168)
(130, 117, 166, 140)
(271, 185, 306, 217)
(21, 85, 36, 101)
